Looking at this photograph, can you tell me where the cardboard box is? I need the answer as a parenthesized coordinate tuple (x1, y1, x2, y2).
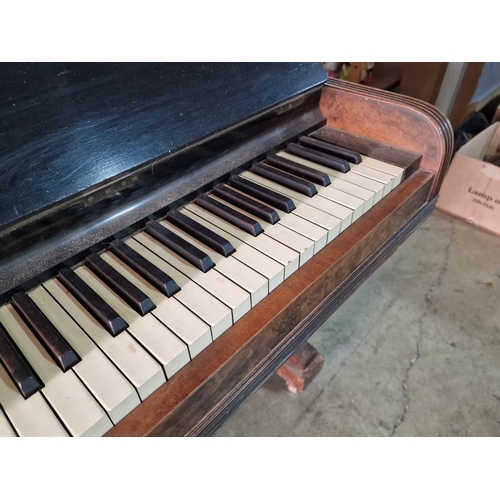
(436, 122, 500, 237)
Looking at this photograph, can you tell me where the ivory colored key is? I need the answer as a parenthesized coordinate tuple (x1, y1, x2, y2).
(277, 151, 386, 204)
(241, 171, 353, 232)
(180, 206, 285, 292)
(184, 203, 300, 278)
(0, 409, 16, 436)
(219, 185, 328, 253)
(121, 237, 232, 339)
(348, 163, 394, 195)
(159, 220, 268, 306)
(210, 193, 316, 265)
(44, 278, 165, 400)
(0, 304, 112, 437)
(99, 252, 212, 357)
(29, 286, 140, 424)
(360, 155, 404, 186)
(133, 232, 251, 323)
(0, 363, 68, 436)
(74, 266, 190, 379)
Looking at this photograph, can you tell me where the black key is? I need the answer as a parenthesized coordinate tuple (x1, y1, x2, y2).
(85, 253, 156, 316)
(195, 193, 263, 237)
(249, 162, 317, 197)
(228, 175, 295, 213)
(300, 136, 362, 164)
(145, 221, 215, 273)
(10, 292, 81, 372)
(266, 153, 331, 187)
(109, 239, 181, 297)
(166, 209, 235, 258)
(213, 184, 280, 225)
(58, 267, 128, 337)
(286, 143, 350, 173)
(0, 321, 44, 399)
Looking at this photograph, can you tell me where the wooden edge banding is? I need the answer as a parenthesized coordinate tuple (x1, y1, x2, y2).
(319, 79, 454, 198)
(106, 170, 434, 437)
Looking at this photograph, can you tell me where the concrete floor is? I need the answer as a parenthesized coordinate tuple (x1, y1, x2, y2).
(216, 210, 500, 436)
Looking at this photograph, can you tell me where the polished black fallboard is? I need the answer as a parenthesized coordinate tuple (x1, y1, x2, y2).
(0, 63, 326, 297)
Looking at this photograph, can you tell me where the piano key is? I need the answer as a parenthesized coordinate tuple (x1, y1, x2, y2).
(287, 203, 341, 244)
(10, 291, 81, 373)
(44, 278, 165, 400)
(159, 220, 268, 306)
(29, 286, 140, 425)
(184, 203, 299, 279)
(74, 266, 190, 379)
(195, 193, 263, 237)
(241, 171, 353, 232)
(145, 220, 215, 273)
(0, 362, 68, 436)
(218, 185, 328, 254)
(311, 185, 365, 221)
(180, 206, 285, 292)
(0, 409, 16, 436)
(166, 209, 235, 257)
(124, 237, 232, 339)
(359, 155, 404, 186)
(228, 175, 296, 213)
(208, 194, 315, 265)
(347, 163, 395, 195)
(0, 321, 44, 399)
(0, 304, 112, 437)
(85, 253, 156, 316)
(266, 153, 331, 186)
(58, 267, 128, 337)
(286, 143, 350, 173)
(250, 162, 317, 197)
(299, 136, 362, 164)
(98, 252, 212, 357)
(212, 184, 280, 224)
(277, 151, 386, 204)
(265, 155, 375, 210)
(133, 231, 251, 323)
(109, 239, 181, 297)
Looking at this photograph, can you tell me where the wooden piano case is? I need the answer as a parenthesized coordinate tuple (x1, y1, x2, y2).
(106, 79, 453, 437)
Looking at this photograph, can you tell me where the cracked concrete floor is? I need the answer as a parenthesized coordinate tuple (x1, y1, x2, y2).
(215, 210, 500, 437)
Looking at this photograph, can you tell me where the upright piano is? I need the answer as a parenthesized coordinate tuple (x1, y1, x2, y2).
(0, 63, 453, 437)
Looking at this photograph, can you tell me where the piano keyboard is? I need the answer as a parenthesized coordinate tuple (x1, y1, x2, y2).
(0, 136, 405, 437)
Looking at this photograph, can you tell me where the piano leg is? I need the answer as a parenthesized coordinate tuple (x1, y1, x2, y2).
(276, 342, 324, 393)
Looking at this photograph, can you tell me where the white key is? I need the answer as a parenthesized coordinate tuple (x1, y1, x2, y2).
(208, 194, 315, 265)
(133, 232, 251, 322)
(180, 206, 285, 292)
(323, 177, 375, 210)
(74, 266, 190, 379)
(312, 185, 365, 220)
(348, 164, 394, 195)
(125, 236, 232, 339)
(0, 364, 68, 436)
(0, 409, 16, 436)
(44, 278, 165, 401)
(159, 220, 268, 307)
(98, 252, 212, 357)
(360, 155, 404, 186)
(241, 171, 353, 232)
(217, 186, 329, 254)
(184, 203, 299, 278)
(29, 286, 140, 425)
(0, 304, 112, 437)
(277, 151, 386, 203)
(291, 203, 341, 244)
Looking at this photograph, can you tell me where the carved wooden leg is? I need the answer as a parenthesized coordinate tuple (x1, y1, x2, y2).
(276, 342, 324, 393)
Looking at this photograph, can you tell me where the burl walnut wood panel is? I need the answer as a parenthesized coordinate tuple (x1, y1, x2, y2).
(320, 79, 454, 198)
(106, 170, 433, 437)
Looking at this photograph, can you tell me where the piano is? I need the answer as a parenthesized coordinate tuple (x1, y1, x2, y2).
(0, 63, 453, 437)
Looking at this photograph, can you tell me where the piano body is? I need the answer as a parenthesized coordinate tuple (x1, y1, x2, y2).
(0, 63, 452, 437)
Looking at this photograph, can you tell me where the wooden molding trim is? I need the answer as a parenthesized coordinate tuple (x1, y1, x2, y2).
(319, 79, 454, 199)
